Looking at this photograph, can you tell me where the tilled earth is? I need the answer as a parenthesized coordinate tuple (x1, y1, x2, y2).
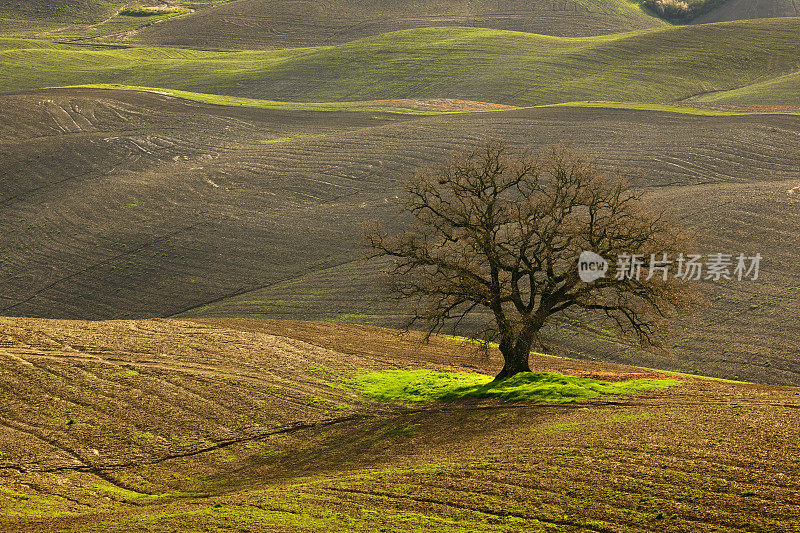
(0, 318, 798, 531)
(133, 0, 665, 50)
(2, 88, 800, 386)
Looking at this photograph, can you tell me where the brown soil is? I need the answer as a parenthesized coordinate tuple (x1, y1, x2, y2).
(133, 0, 665, 50)
(2, 87, 799, 386)
(0, 317, 798, 532)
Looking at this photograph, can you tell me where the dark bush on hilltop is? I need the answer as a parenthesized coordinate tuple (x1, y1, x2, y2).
(641, 0, 727, 23)
(643, 0, 691, 21)
(121, 6, 187, 17)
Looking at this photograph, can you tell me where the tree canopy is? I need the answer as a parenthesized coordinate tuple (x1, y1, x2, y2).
(367, 142, 697, 379)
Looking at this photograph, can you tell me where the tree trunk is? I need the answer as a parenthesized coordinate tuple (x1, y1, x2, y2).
(494, 338, 532, 381)
(494, 323, 542, 381)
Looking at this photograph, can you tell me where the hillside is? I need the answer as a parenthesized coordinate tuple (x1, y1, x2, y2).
(1, 87, 799, 385)
(0, 0, 129, 34)
(3, 1, 799, 530)
(693, 0, 800, 23)
(0, 0, 125, 23)
(0, 317, 799, 532)
(2, 18, 800, 106)
(133, 0, 666, 50)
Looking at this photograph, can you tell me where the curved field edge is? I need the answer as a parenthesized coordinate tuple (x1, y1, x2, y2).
(50, 85, 800, 116)
(53, 84, 521, 115)
(2, 18, 800, 106)
(347, 369, 681, 403)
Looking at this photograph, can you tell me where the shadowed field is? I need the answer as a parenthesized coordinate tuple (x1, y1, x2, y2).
(0, 318, 798, 532)
(1, 87, 799, 385)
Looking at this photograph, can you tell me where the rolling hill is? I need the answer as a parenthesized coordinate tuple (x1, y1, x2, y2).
(2, 18, 800, 106)
(2, 87, 799, 386)
(133, 0, 666, 50)
(0, 0, 125, 22)
(0, 317, 799, 532)
(1, 5, 799, 387)
(0, 0, 131, 34)
(3, 1, 800, 530)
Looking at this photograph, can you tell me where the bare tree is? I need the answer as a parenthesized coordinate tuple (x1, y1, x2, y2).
(366, 142, 698, 380)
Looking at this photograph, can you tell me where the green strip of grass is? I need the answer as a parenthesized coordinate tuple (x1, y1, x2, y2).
(350, 369, 679, 403)
(92, 483, 198, 503)
(61, 84, 473, 115)
(543, 101, 748, 116)
(259, 134, 327, 143)
(54, 85, 800, 117)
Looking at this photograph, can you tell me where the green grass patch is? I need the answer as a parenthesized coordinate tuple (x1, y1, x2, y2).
(0, 485, 78, 519)
(541, 100, 768, 115)
(120, 7, 190, 17)
(92, 483, 150, 501)
(61, 84, 472, 115)
(349, 369, 679, 403)
(92, 483, 195, 503)
(638, 367, 749, 384)
(440, 335, 499, 347)
(260, 134, 327, 144)
(540, 421, 588, 434)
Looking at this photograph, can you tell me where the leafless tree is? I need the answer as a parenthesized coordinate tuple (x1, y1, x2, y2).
(366, 142, 698, 380)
